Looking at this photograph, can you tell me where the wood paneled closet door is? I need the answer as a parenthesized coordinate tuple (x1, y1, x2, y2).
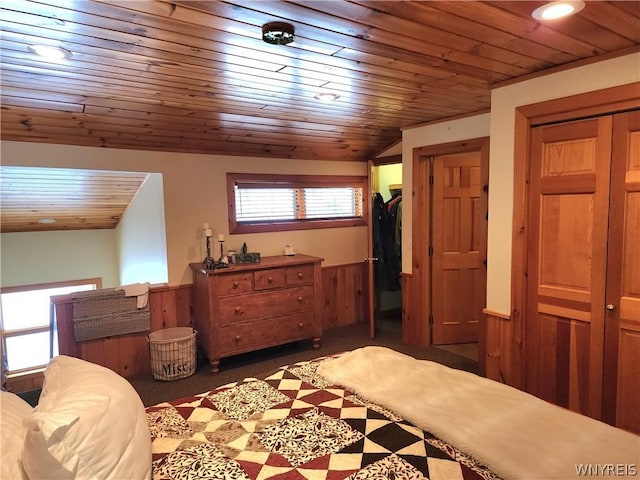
(527, 111, 639, 430)
(432, 151, 485, 344)
(603, 111, 640, 431)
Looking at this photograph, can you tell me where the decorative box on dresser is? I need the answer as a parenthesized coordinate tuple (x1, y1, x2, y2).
(190, 254, 323, 373)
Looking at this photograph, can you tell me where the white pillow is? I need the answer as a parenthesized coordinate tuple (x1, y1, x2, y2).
(22, 355, 152, 480)
(1, 391, 33, 480)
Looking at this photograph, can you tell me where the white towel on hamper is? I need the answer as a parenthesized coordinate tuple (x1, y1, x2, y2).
(116, 282, 150, 308)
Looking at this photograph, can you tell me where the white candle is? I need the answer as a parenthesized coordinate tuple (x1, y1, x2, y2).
(204, 228, 212, 237)
(217, 234, 225, 242)
(203, 222, 209, 229)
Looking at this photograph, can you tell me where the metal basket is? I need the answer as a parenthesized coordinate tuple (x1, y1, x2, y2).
(148, 327, 197, 381)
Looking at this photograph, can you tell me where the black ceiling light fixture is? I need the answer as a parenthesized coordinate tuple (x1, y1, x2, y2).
(262, 22, 295, 45)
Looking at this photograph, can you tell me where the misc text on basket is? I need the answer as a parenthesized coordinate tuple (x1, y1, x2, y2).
(162, 362, 191, 377)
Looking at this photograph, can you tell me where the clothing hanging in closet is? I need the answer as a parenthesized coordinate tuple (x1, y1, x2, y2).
(387, 193, 402, 259)
(372, 192, 401, 292)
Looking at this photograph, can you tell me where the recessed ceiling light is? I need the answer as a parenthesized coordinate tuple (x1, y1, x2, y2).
(28, 45, 72, 60)
(38, 218, 56, 224)
(314, 92, 340, 102)
(262, 22, 295, 45)
(532, 1, 585, 20)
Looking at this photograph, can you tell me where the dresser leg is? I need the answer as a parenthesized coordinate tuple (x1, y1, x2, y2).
(210, 359, 220, 374)
(313, 337, 321, 350)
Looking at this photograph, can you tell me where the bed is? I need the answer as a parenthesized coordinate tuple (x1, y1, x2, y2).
(147, 352, 497, 480)
(2, 347, 638, 480)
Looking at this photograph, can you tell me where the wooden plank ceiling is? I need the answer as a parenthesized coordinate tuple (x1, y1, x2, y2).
(0, 1, 639, 232)
(0, 166, 148, 232)
(1, 1, 639, 162)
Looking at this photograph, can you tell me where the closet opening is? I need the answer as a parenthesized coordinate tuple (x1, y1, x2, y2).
(370, 161, 403, 338)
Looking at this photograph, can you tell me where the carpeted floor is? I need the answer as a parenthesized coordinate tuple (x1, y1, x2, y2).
(434, 342, 479, 361)
(129, 318, 479, 407)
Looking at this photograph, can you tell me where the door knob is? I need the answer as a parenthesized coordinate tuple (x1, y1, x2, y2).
(606, 304, 615, 311)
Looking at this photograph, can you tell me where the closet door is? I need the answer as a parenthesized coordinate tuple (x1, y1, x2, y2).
(602, 110, 640, 431)
(432, 151, 484, 344)
(526, 116, 612, 419)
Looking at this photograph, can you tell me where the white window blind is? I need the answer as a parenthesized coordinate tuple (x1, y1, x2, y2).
(302, 187, 361, 218)
(228, 173, 368, 233)
(235, 188, 295, 221)
(234, 185, 363, 222)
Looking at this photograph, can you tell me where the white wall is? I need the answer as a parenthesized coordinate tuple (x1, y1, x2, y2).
(377, 164, 402, 202)
(0, 230, 119, 288)
(116, 173, 168, 285)
(401, 113, 492, 273)
(487, 52, 640, 315)
(0, 142, 369, 286)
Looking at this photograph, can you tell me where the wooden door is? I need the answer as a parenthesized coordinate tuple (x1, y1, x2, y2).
(526, 117, 613, 419)
(602, 110, 640, 431)
(431, 152, 485, 344)
(366, 160, 376, 338)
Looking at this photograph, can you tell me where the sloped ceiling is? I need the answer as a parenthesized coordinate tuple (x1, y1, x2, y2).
(1, 1, 638, 232)
(1, 1, 638, 162)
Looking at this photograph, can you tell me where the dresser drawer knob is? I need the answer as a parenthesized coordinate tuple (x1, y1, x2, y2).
(235, 306, 242, 313)
(235, 335, 241, 342)
(298, 322, 303, 328)
(297, 272, 303, 279)
(297, 296, 303, 302)
(268, 276, 273, 283)
(233, 281, 239, 288)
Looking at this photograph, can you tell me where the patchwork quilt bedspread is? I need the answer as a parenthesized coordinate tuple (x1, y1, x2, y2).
(146, 355, 500, 480)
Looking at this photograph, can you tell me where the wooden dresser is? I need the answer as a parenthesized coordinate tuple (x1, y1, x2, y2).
(190, 254, 323, 373)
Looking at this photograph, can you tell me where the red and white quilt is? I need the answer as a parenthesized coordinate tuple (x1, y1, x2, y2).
(146, 355, 500, 480)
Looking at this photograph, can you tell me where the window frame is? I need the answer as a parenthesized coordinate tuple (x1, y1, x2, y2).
(227, 173, 369, 234)
(1, 278, 101, 376)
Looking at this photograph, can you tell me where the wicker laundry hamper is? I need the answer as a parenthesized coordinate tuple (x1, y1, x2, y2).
(148, 327, 197, 381)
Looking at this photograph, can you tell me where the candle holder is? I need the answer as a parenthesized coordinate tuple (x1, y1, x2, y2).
(202, 224, 229, 269)
(212, 234, 229, 269)
(202, 233, 215, 269)
(218, 238, 225, 263)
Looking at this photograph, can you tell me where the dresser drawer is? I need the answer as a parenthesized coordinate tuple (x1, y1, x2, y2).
(218, 272, 253, 296)
(254, 268, 286, 290)
(219, 286, 314, 325)
(219, 311, 315, 356)
(286, 264, 314, 286)
(190, 255, 323, 374)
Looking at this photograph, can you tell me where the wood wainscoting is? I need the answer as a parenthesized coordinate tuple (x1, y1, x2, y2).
(321, 262, 367, 330)
(52, 283, 194, 378)
(4, 369, 46, 395)
(401, 272, 429, 346)
(484, 309, 517, 386)
(50, 263, 367, 381)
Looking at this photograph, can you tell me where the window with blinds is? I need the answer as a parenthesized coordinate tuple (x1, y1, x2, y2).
(228, 173, 368, 233)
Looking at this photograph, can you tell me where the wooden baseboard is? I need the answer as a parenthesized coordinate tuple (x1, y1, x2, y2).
(482, 308, 511, 320)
